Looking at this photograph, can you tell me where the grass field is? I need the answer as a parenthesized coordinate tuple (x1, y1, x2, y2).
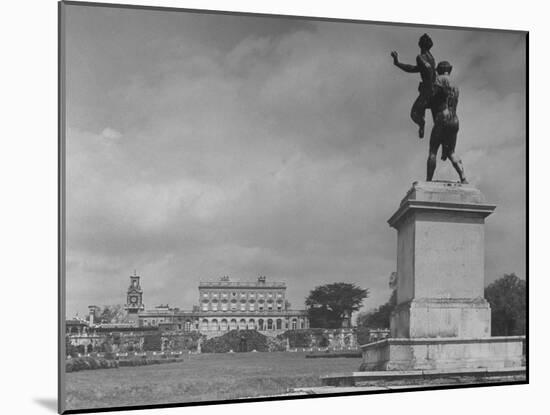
(65, 352, 361, 410)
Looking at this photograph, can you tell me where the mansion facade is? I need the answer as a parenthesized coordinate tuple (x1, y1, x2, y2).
(118, 274, 309, 336)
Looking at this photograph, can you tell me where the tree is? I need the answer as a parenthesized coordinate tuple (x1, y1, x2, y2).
(305, 283, 369, 328)
(357, 290, 397, 329)
(97, 305, 127, 324)
(485, 273, 526, 336)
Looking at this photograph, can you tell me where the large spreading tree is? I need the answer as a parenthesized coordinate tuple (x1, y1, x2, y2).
(305, 283, 369, 328)
(484, 273, 526, 336)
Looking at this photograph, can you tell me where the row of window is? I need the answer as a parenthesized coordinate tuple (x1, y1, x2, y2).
(142, 318, 306, 331)
(201, 291, 284, 300)
(194, 318, 304, 331)
(202, 298, 283, 304)
(201, 303, 283, 312)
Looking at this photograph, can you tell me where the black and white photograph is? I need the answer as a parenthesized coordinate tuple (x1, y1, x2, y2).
(59, 1, 527, 413)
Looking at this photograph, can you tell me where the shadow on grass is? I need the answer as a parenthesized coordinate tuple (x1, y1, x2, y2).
(34, 398, 57, 412)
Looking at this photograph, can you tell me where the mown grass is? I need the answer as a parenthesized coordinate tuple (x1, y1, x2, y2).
(65, 352, 361, 410)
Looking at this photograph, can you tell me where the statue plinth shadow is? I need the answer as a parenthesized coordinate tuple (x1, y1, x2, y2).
(34, 398, 57, 413)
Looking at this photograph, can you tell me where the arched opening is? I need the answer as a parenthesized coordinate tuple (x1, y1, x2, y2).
(258, 319, 264, 331)
(220, 319, 228, 331)
(201, 319, 209, 331)
(248, 319, 256, 330)
(239, 319, 247, 330)
(230, 319, 237, 330)
(267, 319, 273, 330)
(210, 319, 219, 331)
(291, 319, 297, 330)
(184, 320, 192, 332)
(276, 319, 282, 330)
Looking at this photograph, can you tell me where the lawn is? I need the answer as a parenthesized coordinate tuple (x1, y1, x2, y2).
(65, 352, 361, 411)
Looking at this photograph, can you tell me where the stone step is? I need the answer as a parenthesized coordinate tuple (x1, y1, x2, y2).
(321, 367, 526, 386)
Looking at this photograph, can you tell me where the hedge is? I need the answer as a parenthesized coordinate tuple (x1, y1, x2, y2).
(65, 357, 118, 373)
(143, 333, 162, 351)
(201, 330, 285, 353)
(118, 357, 182, 367)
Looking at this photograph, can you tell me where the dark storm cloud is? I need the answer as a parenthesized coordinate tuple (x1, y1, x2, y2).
(64, 4, 526, 317)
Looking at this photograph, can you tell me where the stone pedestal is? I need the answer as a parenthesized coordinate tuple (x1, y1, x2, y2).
(361, 181, 524, 371)
(360, 336, 524, 371)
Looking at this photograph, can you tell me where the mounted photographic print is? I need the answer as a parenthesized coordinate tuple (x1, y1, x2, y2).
(59, 1, 528, 413)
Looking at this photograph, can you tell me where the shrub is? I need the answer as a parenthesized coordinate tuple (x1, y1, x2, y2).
(143, 333, 162, 351)
(266, 336, 286, 352)
(201, 330, 269, 353)
(65, 357, 119, 373)
(318, 335, 329, 348)
(118, 357, 181, 367)
(356, 326, 371, 345)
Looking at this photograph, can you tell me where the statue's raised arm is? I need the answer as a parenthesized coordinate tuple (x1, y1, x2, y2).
(390, 34, 436, 139)
(391, 51, 420, 73)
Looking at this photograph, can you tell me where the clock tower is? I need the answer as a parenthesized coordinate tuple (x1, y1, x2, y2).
(124, 272, 144, 325)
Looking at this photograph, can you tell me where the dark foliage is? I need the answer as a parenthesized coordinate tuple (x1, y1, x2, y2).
(307, 307, 343, 329)
(201, 330, 270, 353)
(356, 326, 371, 345)
(485, 273, 526, 336)
(357, 290, 397, 330)
(143, 333, 162, 351)
(65, 357, 118, 372)
(118, 357, 182, 367)
(305, 351, 362, 358)
(305, 283, 369, 328)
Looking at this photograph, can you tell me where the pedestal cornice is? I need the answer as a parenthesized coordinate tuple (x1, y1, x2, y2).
(388, 181, 496, 229)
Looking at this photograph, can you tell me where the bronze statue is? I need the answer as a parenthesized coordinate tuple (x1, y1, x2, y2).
(391, 35, 467, 183)
(391, 33, 436, 139)
(428, 61, 467, 183)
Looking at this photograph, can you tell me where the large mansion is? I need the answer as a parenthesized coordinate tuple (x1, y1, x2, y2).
(73, 273, 309, 337)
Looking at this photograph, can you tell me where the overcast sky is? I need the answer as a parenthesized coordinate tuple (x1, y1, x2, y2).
(64, 4, 526, 319)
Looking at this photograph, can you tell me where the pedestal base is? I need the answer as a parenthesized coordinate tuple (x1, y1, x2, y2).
(391, 298, 491, 339)
(360, 336, 524, 371)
